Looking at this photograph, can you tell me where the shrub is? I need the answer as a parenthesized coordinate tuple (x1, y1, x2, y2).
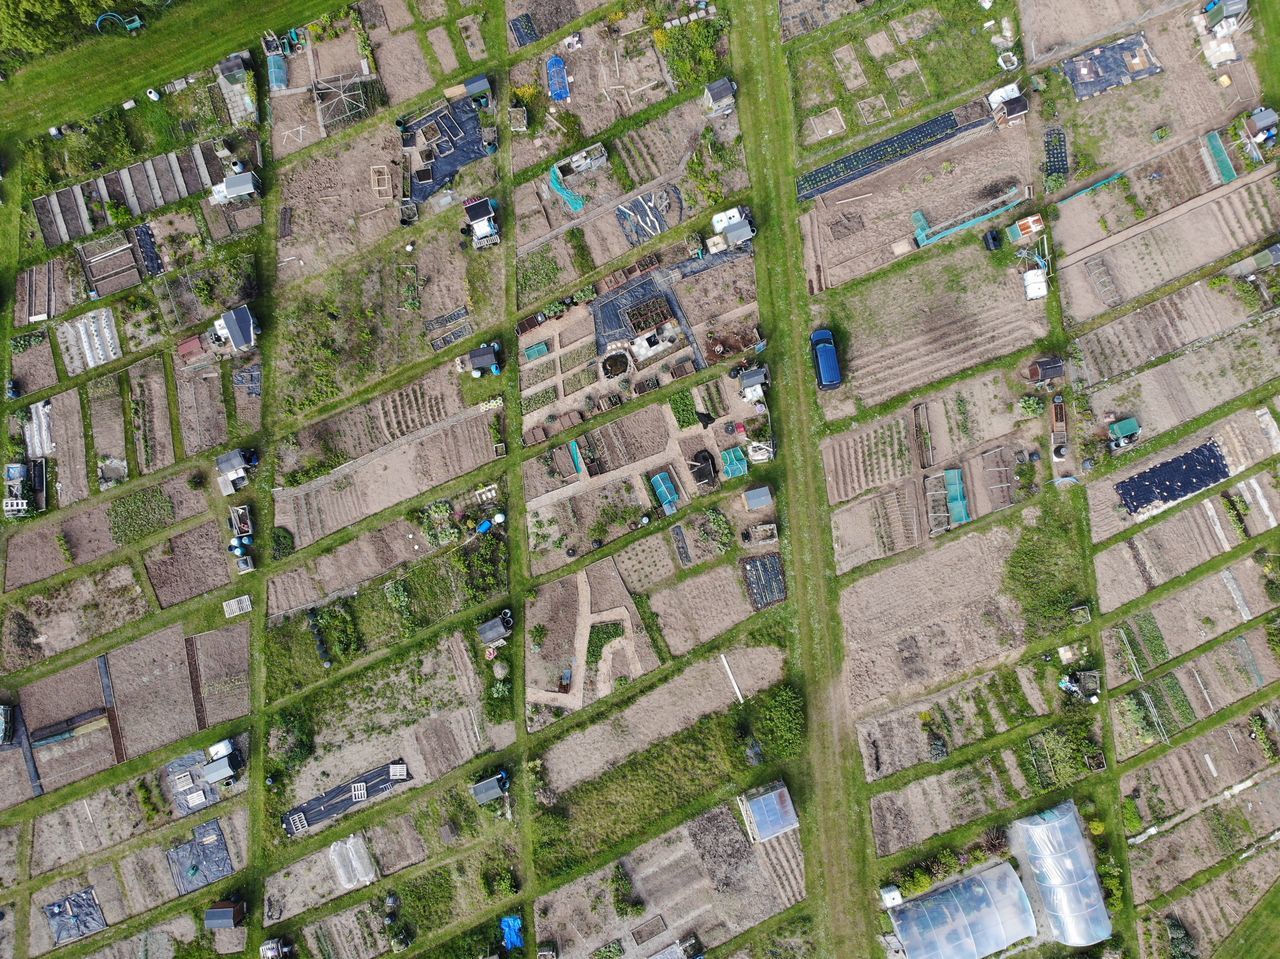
(610, 863, 644, 918)
(1003, 488, 1088, 633)
(751, 685, 806, 760)
(586, 621, 624, 666)
(669, 389, 699, 429)
(1018, 395, 1045, 418)
(1088, 819, 1106, 836)
(270, 526, 296, 561)
(1121, 795, 1143, 833)
(1166, 916, 1201, 959)
(107, 486, 176, 545)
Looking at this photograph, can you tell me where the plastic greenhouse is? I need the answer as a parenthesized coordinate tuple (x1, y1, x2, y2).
(888, 861, 1036, 959)
(1012, 800, 1113, 947)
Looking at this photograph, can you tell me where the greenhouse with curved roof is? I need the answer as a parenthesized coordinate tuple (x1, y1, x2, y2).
(1012, 800, 1113, 947)
(887, 861, 1036, 959)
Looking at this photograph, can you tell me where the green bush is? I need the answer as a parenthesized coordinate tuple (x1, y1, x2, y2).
(399, 867, 456, 931)
(1122, 795, 1143, 833)
(610, 863, 644, 917)
(270, 527, 295, 561)
(1003, 488, 1088, 633)
(751, 685, 806, 760)
(669, 389, 699, 429)
(587, 621, 625, 667)
(316, 600, 363, 660)
(107, 486, 176, 545)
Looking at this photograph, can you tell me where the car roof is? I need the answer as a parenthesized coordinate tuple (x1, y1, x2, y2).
(810, 328, 834, 343)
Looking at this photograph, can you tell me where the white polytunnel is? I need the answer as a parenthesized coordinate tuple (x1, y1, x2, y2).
(888, 861, 1036, 959)
(1012, 800, 1113, 947)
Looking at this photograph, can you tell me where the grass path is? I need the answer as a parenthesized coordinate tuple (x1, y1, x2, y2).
(733, 0, 874, 953)
(0, 0, 347, 140)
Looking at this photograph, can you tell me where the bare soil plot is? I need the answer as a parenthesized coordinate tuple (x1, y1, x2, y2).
(458, 14, 484, 60)
(1149, 843, 1280, 959)
(268, 518, 420, 616)
(1095, 497, 1242, 612)
(801, 125, 1034, 292)
(2, 565, 149, 674)
(59, 503, 117, 566)
(87, 376, 129, 489)
(127, 357, 175, 475)
(648, 562, 755, 655)
(1087, 318, 1280, 444)
(542, 646, 786, 794)
(536, 802, 805, 959)
(840, 526, 1025, 717)
(282, 363, 464, 469)
(31, 776, 155, 874)
(193, 623, 250, 726)
(78, 916, 198, 959)
(269, 90, 326, 158)
(1032, 9, 1260, 179)
(857, 664, 1048, 781)
(1130, 775, 1280, 904)
(426, 26, 457, 74)
(50, 388, 89, 506)
(174, 364, 227, 455)
(1104, 557, 1278, 686)
(3, 523, 70, 591)
(871, 752, 1020, 855)
(0, 751, 34, 812)
(303, 903, 389, 959)
(1059, 176, 1280, 324)
(611, 526, 678, 592)
(108, 624, 198, 758)
(1074, 279, 1251, 384)
(1086, 407, 1280, 542)
(370, 29, 433, 105)
(1021, 0, 1174, 63)
(265, 836, 375, 923)
(11, 334, 57, 393)
(1054, 141, 1223, 256)
(231, 353, 262, 433)
(509, 13, 672, 171)
(1121, 715, 1276, 832)
(0, 826, 18, 887)
(273, 224, 502, 416)
(275, 126, 409, 283)
(28, 865, 128, 956)
(143, 520, 231, 608)
(277, 632, 498, 812)
(812, 243, 1047, 418)
(831, 487, 922, 572)
(274, 409, 499, 549)
(524, 555, 662, 726)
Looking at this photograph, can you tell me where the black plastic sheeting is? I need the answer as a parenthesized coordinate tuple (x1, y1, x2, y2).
(1114, 440, 1229, 515)
(405, 97, 489, 204)
(798, 110, 991, 199)
(742, 553, 787, 610)
(167, 819, 234, 895)
(44, 888, 107, 945)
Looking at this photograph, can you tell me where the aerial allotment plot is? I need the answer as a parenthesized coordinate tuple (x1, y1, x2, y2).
(4, 0, 1280, 957)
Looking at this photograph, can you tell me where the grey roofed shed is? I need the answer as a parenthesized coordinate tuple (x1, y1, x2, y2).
(1011, 800, 1113, 947)
(203, 755, 236, 783)
(470, 773, 506, 804)
(744, 485, 773, 511)
(216, 449, 248, 475)
(219, 305, 256, 351)
(477, 615, 511, 645)
(469, 344, 499, 370)
(739, 366, 769, 391)
(723, 219, 756, 248)
(889, 861, 1037, 959)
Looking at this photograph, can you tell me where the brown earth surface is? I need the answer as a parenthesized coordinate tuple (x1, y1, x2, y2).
(840, 526, 1024, 716)
(128, 356, 175, 475)
(648, 562, 755, 656)
(143, 520, 232, 608)
(541, 645, 786, 793)
(51, 388, 89, 506)
(108, 624, 198, 758)
(2, 565, 149, 674)
(174, 364, 228, 455)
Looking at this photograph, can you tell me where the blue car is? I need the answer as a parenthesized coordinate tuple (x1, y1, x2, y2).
(810, 329, 842, 390)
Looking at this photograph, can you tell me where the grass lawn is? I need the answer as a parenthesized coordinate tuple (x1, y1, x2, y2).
(0, 0, 345, 141)
(1254, 1, 1280, 106)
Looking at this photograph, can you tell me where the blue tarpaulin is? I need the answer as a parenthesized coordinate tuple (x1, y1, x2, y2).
(547, 55, 570, 101)
(501, 915, 524, 949)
